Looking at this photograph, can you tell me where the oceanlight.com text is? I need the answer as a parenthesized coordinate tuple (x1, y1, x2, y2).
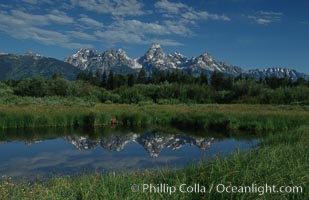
(131, 183, 303, 196)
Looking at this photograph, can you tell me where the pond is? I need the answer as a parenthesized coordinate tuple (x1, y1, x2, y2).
(0, 127, 258, 180)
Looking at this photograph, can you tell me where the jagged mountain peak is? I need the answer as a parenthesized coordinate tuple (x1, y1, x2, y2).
(174, 51, 184, 56)
(170, 51, 186, 59)
(246, 67, 309, 80)
(64, 48, 100, 70)
(144, 43, 165, 59)
(137, 44, 181, 71)
(102, 48, 115, 56)
(95, 48, 140, 73)
(167, 51, 188, 67)
(150, 43, 162, 50)
(103, 48, 128, 58)
(187, 51, 242, 75)
(200, 51, 211, 57)
(254, 67, 293, 73)
(196, 52, 214, 61)
(75, 48, 99, 55)
(63, 44, 308, 80)
(116, 48, 125, 54)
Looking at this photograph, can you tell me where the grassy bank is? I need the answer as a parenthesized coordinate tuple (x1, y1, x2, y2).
(1, 126, 308, 199)
(0, 104, 308, 131)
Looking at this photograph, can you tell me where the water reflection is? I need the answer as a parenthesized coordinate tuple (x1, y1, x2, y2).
(64, 132, 215, 158)
(0, 127, 258, 179)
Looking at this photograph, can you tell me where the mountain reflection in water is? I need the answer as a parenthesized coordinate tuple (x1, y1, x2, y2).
(64, 132, 214, 158)
(0, 128, 257, 179)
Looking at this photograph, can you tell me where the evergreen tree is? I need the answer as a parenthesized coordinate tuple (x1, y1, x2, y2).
(76, 72, 87, 81)
(101, 70, 107, 88)
(295, 77, 307, 86)
(199, 72, 208, 85)
(92, 70, 101, 86)
(153, 70, 166, 84)
(169, 70, 180, 83)
(234, 73, 243, 82)
(128, 74, 135, 87)
(210, 71, 224, 90)
(87, 70, 94, 82)
(137, 67, 147, 84)
(210, 71, 233, 91)
(107, 70, 114, 90)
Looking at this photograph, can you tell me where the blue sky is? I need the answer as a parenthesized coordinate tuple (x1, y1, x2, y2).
(0, 0, 308, 73)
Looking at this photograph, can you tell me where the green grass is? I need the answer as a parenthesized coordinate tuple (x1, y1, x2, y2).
(1, 126, 308, 199)
(0, 104, 308, 131)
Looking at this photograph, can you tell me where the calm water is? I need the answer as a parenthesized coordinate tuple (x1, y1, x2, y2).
(0, 127, 258, 179)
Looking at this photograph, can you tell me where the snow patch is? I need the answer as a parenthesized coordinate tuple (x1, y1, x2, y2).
(132, 59, 143, 69)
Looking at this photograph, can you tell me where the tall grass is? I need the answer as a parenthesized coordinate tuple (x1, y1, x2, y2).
(0, 104, 308, 130)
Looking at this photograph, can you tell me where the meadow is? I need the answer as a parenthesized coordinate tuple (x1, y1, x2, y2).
(0, 104, 308, 131)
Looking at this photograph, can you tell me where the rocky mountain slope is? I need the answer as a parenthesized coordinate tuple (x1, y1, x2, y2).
(64, 48, 140, 74)
(246, 68, 308, 80)
(65, 44, 308, 80)
(65, 44, 243, 76)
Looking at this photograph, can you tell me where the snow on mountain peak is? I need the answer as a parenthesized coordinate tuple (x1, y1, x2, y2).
(64, 48, 100, 70)
(116, 48, 125, 53)
(63, 44, 308, 80)
(246, 67, 308, 80)
(150, 43, 161, 49)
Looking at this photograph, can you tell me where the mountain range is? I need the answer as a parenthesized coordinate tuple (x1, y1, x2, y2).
(0, 44, 308, 80)
(64, 43, 309, 80)
(64, 44, 244, 76)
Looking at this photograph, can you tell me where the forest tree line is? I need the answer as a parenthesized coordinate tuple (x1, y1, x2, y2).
(1, 68, 309, 105)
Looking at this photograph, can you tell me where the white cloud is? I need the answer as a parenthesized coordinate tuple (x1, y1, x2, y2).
(94, 30, 145, 45)
(78, 15, 104, 28)
(154, 0, 187, 14)
(22, 0, 40, 4)
(0, 10, 90, 49)
(67, 31, 97, 41)
(0, 1, 232, 49)
(248, 11, 283, 25)
(93, 19, 184, 47)
(94, 31, 183, 47)
(150, 39, 183, 46)
(155, 0, 230, 21)
(0, 7, 184, 48)
(9, 9, 73, 25)
(113, 19, 169, 35)
(163, 20, 192, 35)
(71, 0, 145, 16)
(47, 10, 74, 24)
(92, 18, 187, 46)
(180, 10, 230, 21)
(152, 0, 229, 44)
(23, 0, 63, 4)
(22, 0, 55, 5)
(252, 17, 272, 25)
